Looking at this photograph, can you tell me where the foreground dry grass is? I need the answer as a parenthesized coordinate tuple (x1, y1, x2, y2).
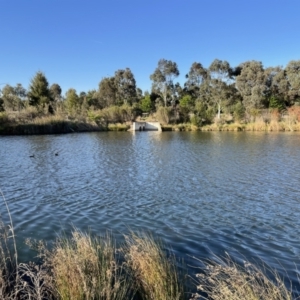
(0, 228, 297, 300)
(48, 231, 131, 300)
(190, 255, 294, 300)
(123, 232, 184, 300)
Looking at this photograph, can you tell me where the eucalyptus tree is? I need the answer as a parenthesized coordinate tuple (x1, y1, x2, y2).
(98, 77, 117, 107)
(85, 90, 102, 109)
(28, 72, 53, 110)
(224, 83, 243, 111)
(136, 88, 143, 102)
(208, 59, 232, 119)
(114, 68, 137, 105)
(285, 60, 300, 104)
(1, 84, 26, 111)
(264, 66, 288, 110)
(185, 62, 209, 99)
(209, 59, 232, 82)
(179, 94, 194, 122)
(236, 61, 268, 112)
(150, 59, 179, 106)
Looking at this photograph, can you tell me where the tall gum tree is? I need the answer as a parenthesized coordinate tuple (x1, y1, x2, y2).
(264, 66, 289, 109)
(114, 68, 137, 105)
(150, 59, 179, 106)
(98, 77, 117, 107)
(1, 84, 26, 111)
(285, 60, 300, 104)
(185, 62, 208, 100)
(236, 61, 267, 112)
(208, 59, 232, 119)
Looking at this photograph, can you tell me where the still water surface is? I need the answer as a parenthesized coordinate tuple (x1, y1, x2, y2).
(1, 132, 300, 291)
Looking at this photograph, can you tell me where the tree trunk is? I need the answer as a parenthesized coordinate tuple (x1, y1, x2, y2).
(217, 103, 221, 119)
(163, 84, 168, 107)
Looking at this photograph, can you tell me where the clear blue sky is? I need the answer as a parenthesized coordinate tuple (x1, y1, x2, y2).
(1, 0, 300, 95)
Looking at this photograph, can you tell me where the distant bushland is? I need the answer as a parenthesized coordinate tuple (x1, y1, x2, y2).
(1, 59, 300, 135)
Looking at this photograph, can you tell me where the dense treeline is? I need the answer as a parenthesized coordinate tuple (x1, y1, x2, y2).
(1, 58, 300, 130)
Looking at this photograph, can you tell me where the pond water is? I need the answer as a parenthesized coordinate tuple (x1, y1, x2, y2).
(1, 131, 300, 293)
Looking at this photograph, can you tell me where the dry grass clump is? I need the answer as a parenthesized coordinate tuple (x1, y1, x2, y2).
(156, 106, 171, 125)
(190, 255, 293, 300)
(173, 123, 199, 131)
(4, 106, 42, 123)
(30, 114, 67, 125)
(17, 261, 55, 300)
(48, 230, 131, 300)
(123, 232, 184, 300)
(108, 123, 130, 131)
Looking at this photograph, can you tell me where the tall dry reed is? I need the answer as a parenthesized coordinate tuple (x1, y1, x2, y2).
(123, 232, 184, 300)
(0, 189, 19, 300)
(48, 230, 131, 300)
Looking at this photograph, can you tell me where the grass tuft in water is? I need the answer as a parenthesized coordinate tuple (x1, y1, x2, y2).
(190, 254, 294, 300)
(46, 230, 132, 300)
(123, 231, 184, 300)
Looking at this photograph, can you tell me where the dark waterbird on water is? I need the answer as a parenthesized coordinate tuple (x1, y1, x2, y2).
(29, 154, 34, 158)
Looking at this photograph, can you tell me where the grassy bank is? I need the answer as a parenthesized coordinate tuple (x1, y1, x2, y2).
(161, 119, 300, 132)
(0, 110, 130, 135)
(201, 121, 300, 132)
(2, 106, 300, 135)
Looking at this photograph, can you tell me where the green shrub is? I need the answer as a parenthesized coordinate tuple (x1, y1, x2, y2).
(269, 96, 286, 112)
(233, 102, 245, 122)
(0, 112, 9, 124)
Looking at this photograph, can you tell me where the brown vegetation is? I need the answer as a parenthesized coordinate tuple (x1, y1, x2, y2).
(190, 255, 293, 300)
(123, 232, 184, 300)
